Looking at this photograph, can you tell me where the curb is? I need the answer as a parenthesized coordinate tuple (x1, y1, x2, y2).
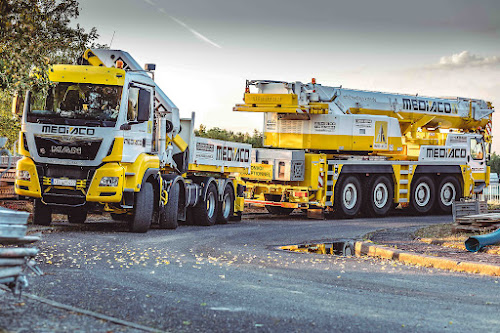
(354, 241, 500, 277)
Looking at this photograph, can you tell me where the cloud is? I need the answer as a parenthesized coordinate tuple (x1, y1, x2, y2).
(168, 15, 222, 49)
(437, 51, 500, 69)
(141, 0, 221, 49)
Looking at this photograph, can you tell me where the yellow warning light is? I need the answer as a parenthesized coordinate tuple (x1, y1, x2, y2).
(116, 60, 124, 69)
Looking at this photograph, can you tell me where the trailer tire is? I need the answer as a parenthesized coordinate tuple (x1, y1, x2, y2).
(410, 175, 435, 214)
(159, 182, 179, 229)
(68, 208, 87, 224)
(365, 175, 393, 217)
(265, 206, 294, 215)
(193, 182, 218, 226)
(129, 182, 153, 233)
(435, 176, 461, 214)
(334, 175, 362, 218)
(217, 183, 234, 224)
(33, 199, 52, 226)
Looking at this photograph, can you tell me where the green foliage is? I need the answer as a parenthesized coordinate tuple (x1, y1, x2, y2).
(488, 152, 500, 175)
(195, 124, 263, 148)
(0, 0, 104, 152)
(0, 0, 104, 93)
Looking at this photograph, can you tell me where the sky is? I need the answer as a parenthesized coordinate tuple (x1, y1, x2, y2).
(77, 0, 500, 152)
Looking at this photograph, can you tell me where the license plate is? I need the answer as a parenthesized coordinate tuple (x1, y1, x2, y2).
(52, 178, 77, 187)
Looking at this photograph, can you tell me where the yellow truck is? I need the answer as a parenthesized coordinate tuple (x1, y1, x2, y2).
(14, 49, 250, 232)
(234, 79, 494, 218)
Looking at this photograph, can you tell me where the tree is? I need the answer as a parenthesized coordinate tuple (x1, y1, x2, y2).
(488, 152, 500, 176)
(194, 125, 263, 148)
(0, 0, 104, 150)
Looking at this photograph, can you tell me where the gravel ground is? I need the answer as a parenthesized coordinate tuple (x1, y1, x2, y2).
(0, 289, 144, 333)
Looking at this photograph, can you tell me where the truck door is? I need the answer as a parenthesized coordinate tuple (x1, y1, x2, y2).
(122, 83, 154, 163)
(469, 136, 487, 191)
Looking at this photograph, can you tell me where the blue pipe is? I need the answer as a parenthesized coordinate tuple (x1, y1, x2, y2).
(465, 228, 500, 252)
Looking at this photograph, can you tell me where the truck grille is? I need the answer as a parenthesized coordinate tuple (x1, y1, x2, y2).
(34, 135, 102, 160)
(36, 164, 95, 207)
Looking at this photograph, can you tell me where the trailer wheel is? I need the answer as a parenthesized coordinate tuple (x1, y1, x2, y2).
(265, 206, 294, 215)
(193, 182, 218, 226)
(435, 176, 461, 214)
(129, 182, 153, 233)
(334, 175, 362, 218)
(159, 182, 179, 229)
(365, 175, 393, 217)
(68, 208, 87, 224)
(217, 183, 234, 224)
(33, 199, 52, 226)
(410, 175, 435, 214)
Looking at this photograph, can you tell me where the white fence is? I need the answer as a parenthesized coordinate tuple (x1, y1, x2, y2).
(483, 183, 500, 204)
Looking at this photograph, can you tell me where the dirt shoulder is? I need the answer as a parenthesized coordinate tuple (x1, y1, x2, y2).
(367, 224, 500, 266)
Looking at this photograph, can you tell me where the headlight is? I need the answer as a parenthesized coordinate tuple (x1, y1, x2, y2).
(99, 177, 119, 187)
(16, 170, 30, 181)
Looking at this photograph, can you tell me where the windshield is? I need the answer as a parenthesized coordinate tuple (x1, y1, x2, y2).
(27, 83, 123, 126)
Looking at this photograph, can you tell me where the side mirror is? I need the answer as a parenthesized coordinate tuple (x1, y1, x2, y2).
(11, 92, 24, 116)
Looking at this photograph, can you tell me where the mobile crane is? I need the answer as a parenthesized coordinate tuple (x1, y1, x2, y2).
(234, 79, 494, 218)
(14, 49, 250, 232)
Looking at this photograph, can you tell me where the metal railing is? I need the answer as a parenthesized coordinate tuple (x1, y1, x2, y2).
(483, 183, 500, 204)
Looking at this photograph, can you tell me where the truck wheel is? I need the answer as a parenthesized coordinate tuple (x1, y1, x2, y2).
(129, 182, 153, 233)
(159, 182, 179, 229)
(365, 175, 393, 217)
(33, 199, 52, 226)
(68, 208, 87, 224)
(410, 175, 435, 214)
(217, 184, 234, 224)
(435, 176, 461, 214)
(265, 206, 294, 215)
(334, 175, 362, 218)
(193, 182, 218, 226)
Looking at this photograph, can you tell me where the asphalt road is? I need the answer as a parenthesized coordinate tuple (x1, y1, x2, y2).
(24, 213, 500, 332)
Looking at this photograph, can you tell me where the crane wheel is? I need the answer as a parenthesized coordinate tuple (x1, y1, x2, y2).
(193, 182, 218, 226)
(159, 182, 179, 229)
(365, 175, 393, 217)
(410, 175, 435, 214)
(129, 182, 153, 233)
(33, 199, 52, 226)
(217, 184, 234, 224)
(334, 175, 362, 218)
(435, 176, 461, 214)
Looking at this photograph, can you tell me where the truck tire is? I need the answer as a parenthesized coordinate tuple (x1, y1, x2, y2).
(334, 175, 362, 218)
(365, 175, 393, 217)
(410, 175, 435, 214)
(159, 182, 179, 229)
(217, 183, 234, 224)
(129, 182, 153, 233)
(193, 182, 218, 226)
(435, 176, 461, 214)
(68, 208, 87, 224)
(33, 199, 52, 226)
(265, 206, 294, 215)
